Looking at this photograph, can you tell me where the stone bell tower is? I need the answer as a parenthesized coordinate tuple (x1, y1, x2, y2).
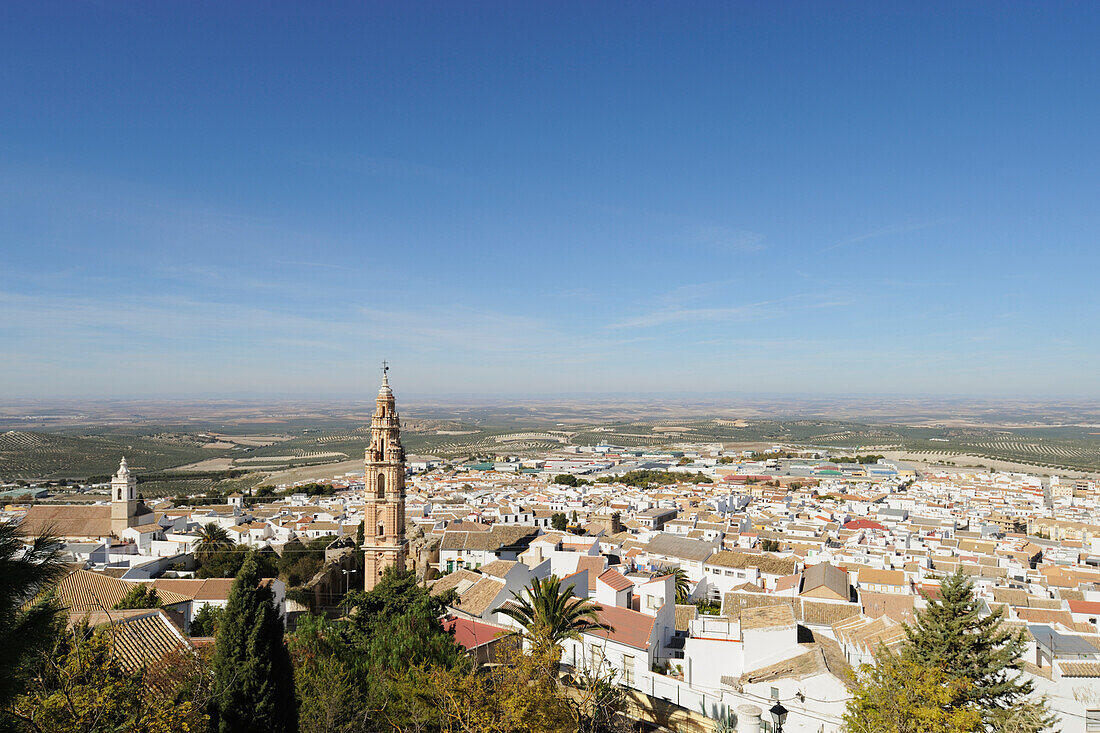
(362, 363, 408, 591)
(110, 456, 139, 535)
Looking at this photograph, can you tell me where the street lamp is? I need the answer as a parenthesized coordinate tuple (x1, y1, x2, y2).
(341, 568, 353, 612)
(769, 702, 788, 732)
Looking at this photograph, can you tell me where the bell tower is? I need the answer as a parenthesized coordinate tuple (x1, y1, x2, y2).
(110, 457, 139, 535)
(362, 363, 408, 591)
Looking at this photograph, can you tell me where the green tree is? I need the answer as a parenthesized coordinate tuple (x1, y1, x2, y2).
(0, 520, 66, 726)
(986, 699, 1057, 733)
(288, 568, 467, 733)
(905, 571, 1049, 723)
(196, 543, 246, 578)
(193, 522, 234, 564)
(614, 470, 710, 488)
(209, 552, 298, 733)
(276, 537, 329, 587)
(553, 474, 581, 486)
(551, 513, 568, 532)
(13, 622, 208, 733)
(298, 482, 337, 497)
(292, 644, 359, 733)
(760, 538, 780, 552)
(355, 520, 364, 547)
(494, 576, 612, 665)
(198, 544, 278, 579)
(113, 584, 161, 610)
(189, 604, 223, 637)
(288, 615, 363, 733)
(843, 649, 982, 733)
(343, 566, 467, 673)
(658, 566, 690, 603)
(419, 642, 575, 733)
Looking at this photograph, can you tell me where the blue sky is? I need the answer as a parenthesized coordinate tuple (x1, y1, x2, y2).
(1, 2, 1098, 397)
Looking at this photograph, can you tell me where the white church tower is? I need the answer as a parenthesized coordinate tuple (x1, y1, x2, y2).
(110, 456, 140, 535)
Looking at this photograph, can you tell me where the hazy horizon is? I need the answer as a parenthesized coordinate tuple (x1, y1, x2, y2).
(4, 389, 1100, 402)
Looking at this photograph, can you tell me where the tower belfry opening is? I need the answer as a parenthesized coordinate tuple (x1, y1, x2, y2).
(110, 456, 141, 535)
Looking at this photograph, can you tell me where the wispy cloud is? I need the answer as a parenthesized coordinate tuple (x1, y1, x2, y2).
(606, 292, 846, 330)
(296, 150, 469, 188)
(274, 260, 353, 271)
(688, 226, 767, 253)
(652, 278, 739, 307)
(0, 287, 650, 371)
(822, 221, 943, 252)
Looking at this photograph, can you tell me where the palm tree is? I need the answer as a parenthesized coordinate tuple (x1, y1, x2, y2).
(494, 576, 614, 652)
(658, 566, 691, 603)
(193, 522, 234, 563)
(0, 520, 66, 714)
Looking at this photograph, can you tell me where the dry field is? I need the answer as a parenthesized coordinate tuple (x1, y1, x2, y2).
(174, 458, 237, 472)
(884, 450, 1098, 480)
(208, 434, 292, 447)
(261, 459, 364, 485)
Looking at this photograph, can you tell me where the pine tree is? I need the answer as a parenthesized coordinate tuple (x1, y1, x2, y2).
(210, 551, 298, 733)
(189, 603, 223, 637)
(905, 570, 1050, 724)
(345, 566, 467, 673)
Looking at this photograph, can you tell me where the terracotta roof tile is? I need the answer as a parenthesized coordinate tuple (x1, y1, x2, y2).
(75, 609, 193, 688)
(587, 604, 656, 650)
(741, 605, 796, 631)
(706, 550, 798, 575)
(674, 604, 697, 632)
(597, 569, 634, 592)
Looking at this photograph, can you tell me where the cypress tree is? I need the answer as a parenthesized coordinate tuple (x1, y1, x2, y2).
(210, 551, 298, 733)
(904, 570, 1049, 724)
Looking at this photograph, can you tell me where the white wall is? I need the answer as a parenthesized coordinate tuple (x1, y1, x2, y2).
(684, 636, 744, 689)
(743, 625, 801, 673)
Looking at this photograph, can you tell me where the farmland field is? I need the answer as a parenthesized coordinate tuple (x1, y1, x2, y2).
(2, 397, 1099, 484)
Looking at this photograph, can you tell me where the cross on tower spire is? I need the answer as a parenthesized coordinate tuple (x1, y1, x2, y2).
(381, 360, 389, 386)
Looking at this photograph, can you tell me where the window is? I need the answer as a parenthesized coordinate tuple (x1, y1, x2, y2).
(589, 645, 603, 670)
(1087, 710, 1100, 732)
(622, 654, 634, 686)
(771, 687, 780, 700)
(377, 473, 386, 499)
(377, 523, 384, 536)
